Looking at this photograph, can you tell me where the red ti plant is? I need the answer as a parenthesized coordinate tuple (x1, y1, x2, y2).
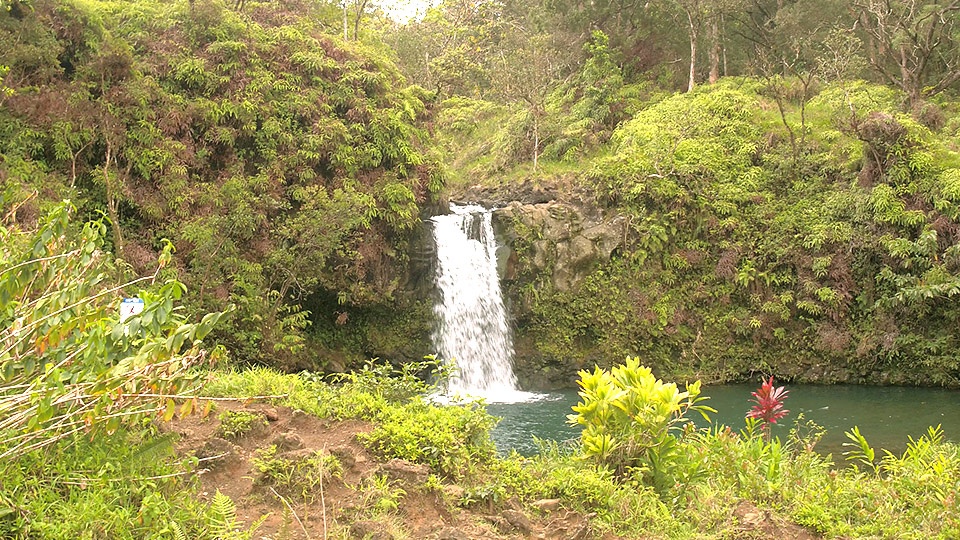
(747, 377, 790, 435)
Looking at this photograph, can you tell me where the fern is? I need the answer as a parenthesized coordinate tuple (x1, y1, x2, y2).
(170, 522, 188, 540)
(291, 52, 336, 75)
(206, 489, 267, 540)
(208, 490, 240, 538)
(938, 169, 960, 201)
(131, 434, 177, 470)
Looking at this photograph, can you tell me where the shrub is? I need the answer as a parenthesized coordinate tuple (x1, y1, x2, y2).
(524, 446, 688, 536)
(1, 202, 227, 459)
(216, 410, 267, 439)
(320, 357, 448, 420)
(0, 425, 263, 539)
(359, 398, 497, 479)
(252, 445, 342, 499)
(747, 376, 790, 436)
(567, 357, 714, 483)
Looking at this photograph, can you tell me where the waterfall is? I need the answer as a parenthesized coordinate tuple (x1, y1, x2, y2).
(430, 204, 531, 402)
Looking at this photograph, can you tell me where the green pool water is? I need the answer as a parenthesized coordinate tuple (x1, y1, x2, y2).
(487, 383, 960, 458)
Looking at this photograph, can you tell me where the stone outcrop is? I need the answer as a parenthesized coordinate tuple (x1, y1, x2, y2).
(485, 200, 626, 389)
(492, 202, 625, 294)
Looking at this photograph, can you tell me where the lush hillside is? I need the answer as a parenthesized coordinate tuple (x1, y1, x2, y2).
(1, 0, 443, 371)
(393, 0, 960, 387)
(5, 1, 960, 539)
(5, 0, 960, 387)
(439, 76, 960, 387)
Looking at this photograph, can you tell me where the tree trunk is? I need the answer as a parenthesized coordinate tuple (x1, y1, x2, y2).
(70, 154, 78, 188)
(900, 45, 921, 108)
(686, 9, 698, 92)
(352, 0, 369, 41)
(708, 15, 720, 84)
(102, 139, 124, 256)
(721, 13, 728, 77)
(532, 113, 540, 172)
(688, 29, 698, 92)
(342, 0, 348, 41)
(69, 141, 92, 188)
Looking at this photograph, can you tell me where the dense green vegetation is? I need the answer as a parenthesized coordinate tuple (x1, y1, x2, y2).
(1, 203, 957, 536)
(208, 359, 960, 539)
(3, 0, 960, 537)
(14, 354, 956, 539)
(0, 428, 250, 539)
(0, 200, 244, 537)
(2, 0, 442, 373)
(4, 0, 960, 386)
(423, 36, 960, 387)
(387, 0, 960, 387)
(488, 78, 960, 386)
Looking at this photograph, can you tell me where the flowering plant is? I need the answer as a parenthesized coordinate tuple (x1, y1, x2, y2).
(747, 376, 789, 431)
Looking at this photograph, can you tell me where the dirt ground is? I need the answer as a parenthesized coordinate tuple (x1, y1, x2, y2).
(167, 401, 820, 540)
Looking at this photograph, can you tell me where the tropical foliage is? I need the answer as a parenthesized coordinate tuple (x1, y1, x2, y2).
(482, 79, 960, 387)
(567, 358, 713, 477)
(0, 200, 237, 538)
(3, 0, 960, 538)
(748, 376, 790, 431)
(0, 0, 443, 372)
(0, 201, 226, 458)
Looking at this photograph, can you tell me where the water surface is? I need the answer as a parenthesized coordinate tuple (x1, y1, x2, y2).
(488, 384, 960, 458)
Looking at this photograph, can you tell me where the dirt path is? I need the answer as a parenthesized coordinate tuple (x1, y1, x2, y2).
(169, 402, 605, 539)
(168, 402, 819, 540)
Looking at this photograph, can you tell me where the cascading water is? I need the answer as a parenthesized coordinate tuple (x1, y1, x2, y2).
(430, 204, 532, 402)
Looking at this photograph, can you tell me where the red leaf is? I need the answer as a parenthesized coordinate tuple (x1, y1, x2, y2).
(747, 377, 790, 427)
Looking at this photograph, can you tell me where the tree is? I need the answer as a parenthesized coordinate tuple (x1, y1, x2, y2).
(492, 21, 571, 170)
(705, 0, 748, 83)
(669, 0, 708, 92)
(544, 0, 651, 43)
(730, 0, 850, 161)
(854, 0, 960, 107)
(386, 0, 503, 97)
(332, 0, 381, 41)
(666, 0, 746, 91)
(349, 0, 370, 40)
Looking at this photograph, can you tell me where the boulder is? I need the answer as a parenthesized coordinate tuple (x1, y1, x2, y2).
(350, 520, 393, 540)
(531, 499, 562, 513)
(271, 431, 303, 452)
(330, 444, 363, 470)
(195, 437, 238, 470)
(378, 458, 431, 484)
(501, 509, 533, 534)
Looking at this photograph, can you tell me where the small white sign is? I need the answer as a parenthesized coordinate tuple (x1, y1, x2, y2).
(120, 298, 145, 322)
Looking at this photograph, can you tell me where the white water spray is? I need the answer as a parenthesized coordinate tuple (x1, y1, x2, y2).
(430, 204, 535, 403)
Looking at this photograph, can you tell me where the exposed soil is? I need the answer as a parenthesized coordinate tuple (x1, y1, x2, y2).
(729, 501, 821, 540)
(167, 401, 821, 540)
